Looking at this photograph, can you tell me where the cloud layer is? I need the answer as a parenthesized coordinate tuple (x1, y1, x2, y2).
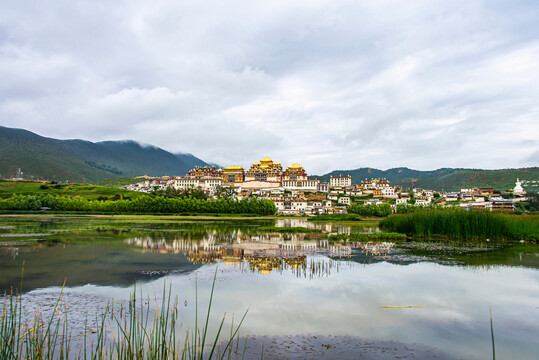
(1, 0, 538, 174)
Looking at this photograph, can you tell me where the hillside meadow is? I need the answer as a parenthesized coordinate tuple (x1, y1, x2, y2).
(0, 180, 148, 201)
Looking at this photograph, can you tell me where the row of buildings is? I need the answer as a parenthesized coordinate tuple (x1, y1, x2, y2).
(123, 158, 529, 214)
(127, 157, 347, 194)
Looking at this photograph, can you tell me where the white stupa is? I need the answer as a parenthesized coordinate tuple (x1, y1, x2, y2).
(513, 178, 525, 195)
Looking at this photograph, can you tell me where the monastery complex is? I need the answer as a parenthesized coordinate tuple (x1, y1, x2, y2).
(176, 157, 336, 193)
(124, 157, 529, 215)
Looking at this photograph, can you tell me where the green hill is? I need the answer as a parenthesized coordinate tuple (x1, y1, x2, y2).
(311, 167, 539, 192)
(0, 180, 149, 200)
(0, 126, 208, 183)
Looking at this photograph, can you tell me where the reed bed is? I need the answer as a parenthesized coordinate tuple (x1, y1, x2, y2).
(379, 208, 539, 241)
(0, 271, 248, 360)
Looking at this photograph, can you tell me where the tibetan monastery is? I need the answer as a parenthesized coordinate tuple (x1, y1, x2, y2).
(188, 166, 222, 180)
(222, 165, 245, 185)
(283, 164, 308, 181)
(245, 157, 283, 182)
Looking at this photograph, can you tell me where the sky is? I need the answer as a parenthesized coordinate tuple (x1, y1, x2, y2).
(1, 0, 538, 175)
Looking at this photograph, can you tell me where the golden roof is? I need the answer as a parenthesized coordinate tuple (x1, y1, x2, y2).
(260, 157, 273, 162)
(225, 165, 244, 170)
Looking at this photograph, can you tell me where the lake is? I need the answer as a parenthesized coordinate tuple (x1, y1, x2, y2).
(1, 215, 538, 359)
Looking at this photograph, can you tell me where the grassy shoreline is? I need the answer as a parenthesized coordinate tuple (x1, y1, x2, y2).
(0, 212, 298, 221)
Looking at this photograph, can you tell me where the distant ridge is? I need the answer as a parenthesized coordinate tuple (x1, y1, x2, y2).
(310, 167, 539, 192)
(2, 125, 537, 190)
(0, 126, 209, 183)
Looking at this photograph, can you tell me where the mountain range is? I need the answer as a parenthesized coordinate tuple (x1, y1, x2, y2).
(0, 126, 208, 183)
(310, 167, 538, 192)
(1, 126, 537, 190)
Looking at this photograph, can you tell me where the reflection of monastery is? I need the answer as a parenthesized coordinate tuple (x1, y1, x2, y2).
(125, 229, 395, 275)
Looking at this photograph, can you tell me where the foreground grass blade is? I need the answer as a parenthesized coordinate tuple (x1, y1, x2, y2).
(490, 307, 496, 360)
(0, 268, 252, 360)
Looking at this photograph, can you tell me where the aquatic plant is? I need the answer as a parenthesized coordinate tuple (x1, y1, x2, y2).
(490, 307, 496, 360)
(379, 208, 539, 241)
(0, 270, 248, 359)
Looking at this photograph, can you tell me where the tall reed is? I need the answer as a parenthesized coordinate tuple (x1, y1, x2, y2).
(379, 208, 539, 241)
(0, 269, 248, 359)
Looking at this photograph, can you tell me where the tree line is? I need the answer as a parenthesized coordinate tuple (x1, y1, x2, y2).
(348, 203, 393, 217)
(0, 194, 276, 215)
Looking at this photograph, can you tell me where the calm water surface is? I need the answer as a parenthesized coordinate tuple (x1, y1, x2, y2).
(1, 215, 538, 359)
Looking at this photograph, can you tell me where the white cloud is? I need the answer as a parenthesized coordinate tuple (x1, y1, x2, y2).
(0, 0, 538, 174)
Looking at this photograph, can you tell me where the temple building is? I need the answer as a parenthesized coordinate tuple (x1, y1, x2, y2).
(361, 178, 390, 190)
(221, 165, 245, 185)
(330, 175, 352, 187)
(514, 178, 526, 195)
(283, 179, 320, 192)
(245, 157, 283, 182)
(187, 166, 222, 180)
(283, 164, 308, 181)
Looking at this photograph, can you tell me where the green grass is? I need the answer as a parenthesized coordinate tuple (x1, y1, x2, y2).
(257, 226, 322, 233)
(95, 177, 146, 187)
(379, 208, 539, 241)
(0, 180, 148, 201)
(328, 232, 406, 242)
(0, 270, 247, 359)
(307, 214, 363, 222)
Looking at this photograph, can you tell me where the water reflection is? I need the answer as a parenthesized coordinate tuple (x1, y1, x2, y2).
(1, 216, 539, 359)
(274, 218, 381, 235)
(124, 234, 402, 281)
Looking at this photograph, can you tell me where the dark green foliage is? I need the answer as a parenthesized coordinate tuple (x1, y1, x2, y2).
(0, 194, 276, 215)
(379, 208, 539, 241)
(348, 203, 392, 217)
(0, 126, 208, 183)
(521, 192, 539, 213)
(85, 160, 123, 174)
(39, 184, 49, 190)
(328, 232, 406, 242)
(258, 226, 322, 233)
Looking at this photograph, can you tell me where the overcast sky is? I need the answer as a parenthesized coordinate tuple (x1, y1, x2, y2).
(1, 0, 538, 174)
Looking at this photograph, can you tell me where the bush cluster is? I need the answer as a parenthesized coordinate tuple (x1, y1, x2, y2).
(348, 203, 392, 217)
